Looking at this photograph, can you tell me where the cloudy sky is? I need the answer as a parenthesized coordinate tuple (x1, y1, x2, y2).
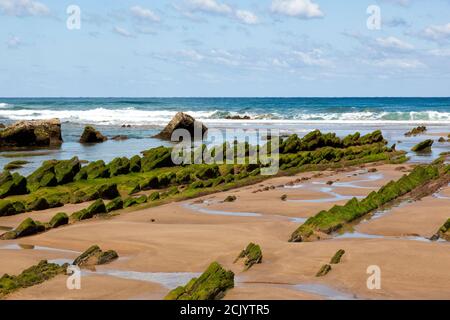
(1, 0, 450, 97)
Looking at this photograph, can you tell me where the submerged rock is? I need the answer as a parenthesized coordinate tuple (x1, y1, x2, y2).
(165, 262, 234, 300)
(153, 112, 207, 141)
(0, 119, 63, 150)
(112, 135, 129, 141)
(411, 139, 433, 152)
(79, 126, 107, 143)
(72, 245, 118, 267)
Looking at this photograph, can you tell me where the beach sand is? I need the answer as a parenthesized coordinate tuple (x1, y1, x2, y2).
(1, 164, 449, 300)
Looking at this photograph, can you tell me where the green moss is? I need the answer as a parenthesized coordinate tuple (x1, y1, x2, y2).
(123, 195, 147, 208)
(234, 243, 262, 271)
(148, 191, 160, 201)
(0, 199, 26, 217)
(316, 264, 332, 277)
(411, 139, 433, 152)
(108, 157, 130, 177)
(48, 212, 69, 229)
(106, 197, 123, 212)
(290, 164, 441, 242)
(129, 155, 141, 172)
(0, 260, 68, 297)
(165, 262, 234, 300)
(54, 157, 81, 184)
(330, 249, 345, 264)
(27, 160, 58, 192)
(0, 171, 28, 198)
(4, 160, 30, 170)
(72, 245, 118, 267)
(1, 217, 45, 239)
(71, 199, 106, 221)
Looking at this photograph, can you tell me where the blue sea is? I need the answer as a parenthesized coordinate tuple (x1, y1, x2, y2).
(0, 97, 449, 174)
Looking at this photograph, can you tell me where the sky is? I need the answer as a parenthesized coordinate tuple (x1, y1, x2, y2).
(1, 0, 450, 97)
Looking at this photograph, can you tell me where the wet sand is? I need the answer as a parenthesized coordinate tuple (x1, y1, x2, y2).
(1, 164, 449, 300)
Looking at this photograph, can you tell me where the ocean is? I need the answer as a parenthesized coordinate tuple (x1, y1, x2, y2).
(0, 97, 449, 174)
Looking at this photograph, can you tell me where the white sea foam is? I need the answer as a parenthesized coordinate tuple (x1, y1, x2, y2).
(0, 103, 10, 108)
(0, 108, 448, 125)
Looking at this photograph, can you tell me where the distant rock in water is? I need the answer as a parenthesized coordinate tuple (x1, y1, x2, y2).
(405, 126, 427, 137)
(79, 126, 107, 143)
(0, 119, 62, 150)
(225, 115, 251, 120)
(411, 139, 433, 152)
(0, 123, 5, 129)
(154, 112, 207, 141)
(112, 135, 128, 141)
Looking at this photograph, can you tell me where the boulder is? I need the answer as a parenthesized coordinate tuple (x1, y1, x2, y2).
(72, 245, 118, 267)
(0, 171, 28, 198)
(27, 197, 50, 211)
(79, 126, 107, 143)
(48, 212, 69, 229)
(234, 243, 262, 271)
(74, 160, 109, 181)
(107, 157, 130, 177)
(54, 157, 81, 184)
(316, 264, 332, 277)
(0, 119, 62, 150)
(411, 139, 433, 152)
(330, 249, 345, 264)
(112, 135, 128, 141)
(6, 217, 46, 239)
(153, 112, 207, 141)
(70, 199, 106, 221)
(105, 197, 123, 212)
(0, 200, 26, 217)
(165, 262, 234, 300)
(27, 160, 58, 191)
(405, 126, 427, 137)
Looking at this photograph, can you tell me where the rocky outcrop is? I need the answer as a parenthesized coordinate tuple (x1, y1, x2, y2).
(153, 112, 207, 141)
(330, 249, 345, 264)
(0, 171, 28, 198)
(79, 126, 107, 143)
(225, 115, 251, 120)
(411, 139, 433, 152)
(1, 217, 45, 240)
(112, 135, 128, 141)
(234, 243, 262, 271)
(405, 126, 427, 137)
(72, 245, 118, 267)
(316, 264, 332, 277)
(0, 119, 62, 150)
(48, 212, 69, 229)
(165, 262, 234, 300)
(71, 199, 107, 221)
(431, 218, 450, 241)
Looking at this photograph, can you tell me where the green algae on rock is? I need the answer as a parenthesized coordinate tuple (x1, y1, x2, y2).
(431, 218, 450, 241)
(106, 197, 123, 212)
(223, 195, 237, 203)
(330, 249, 346, 264)
(234, 243, 262, 271)
(316, 264, 332, 277)
(79, 126, 107, 143)
(0, 217, 45, 240)
(72, 245, 118, 267)
(290, 164, 442, 242)
(0, 171, 28, 198)
(71, 199, 106, 221)
(165, 262, 234, 300)
(411, 139, 433, 152)
(0, 260, 68, 298)
(48, 212, 69, 229)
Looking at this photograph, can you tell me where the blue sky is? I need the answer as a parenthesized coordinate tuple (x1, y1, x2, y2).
(1, 0, 450, 97)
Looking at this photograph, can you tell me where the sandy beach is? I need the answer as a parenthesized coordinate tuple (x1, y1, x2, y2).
(1, 163, 449, 300)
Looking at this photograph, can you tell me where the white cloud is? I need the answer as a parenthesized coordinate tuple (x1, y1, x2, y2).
(271, 0, 324, 19)
(428, 48, 450, 57)
(421, 23, 450, 42)
(376, 36, 414, 51)
(293, 49, 331, 67)
(130, 5, 160, 22)
(187, 0, 232, 14)
(6, 35, 21, 48)
(113, 26, 134, 38)
(235, 9, 259, 25)
(373, 58, 425, 69)
(0, 0, 49, 16)
(378, 0, 411, 7)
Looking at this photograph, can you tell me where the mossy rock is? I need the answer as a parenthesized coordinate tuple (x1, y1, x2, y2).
(14, 217, 45, 238)
(79, 126, 107, 143)
(108, 157, 130, 177)
(74, 160, 110, 181)
(0, 171, 28, 198)
(148, 192, 160, 202)
(97, 183, 120, 199)
(164, 262, 234, 300)
(27, 197, 50, 211)
(106, 197, 123, 212)
(316, 264, 332, 277)
(330, 249, 345, 264)
(48, 212, 69, 229)
(71, 199, 106, 221)
(223, 195, 237, 203)
(123, 195, 147, 208)
(26, 160, 58, 191)
(129, 155, 141, 172)
(140, 176, 160, 190)
(411, 139, 433, 152)
(54, 157, 81, 184)
(141, 146, 174, 172)
(4, 160, 29, 171)
(0, 260, 68, 297)
(0, 200, 26, 217)
(189, 181, 204, 189)
(72, 245, 118, 267)
(234, 243, 262, 271)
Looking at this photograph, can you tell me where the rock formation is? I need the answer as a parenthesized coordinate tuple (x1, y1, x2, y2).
(153, 112, 207, 141)
(0, 119, 62, 150)
(79, 126, 107, 143)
